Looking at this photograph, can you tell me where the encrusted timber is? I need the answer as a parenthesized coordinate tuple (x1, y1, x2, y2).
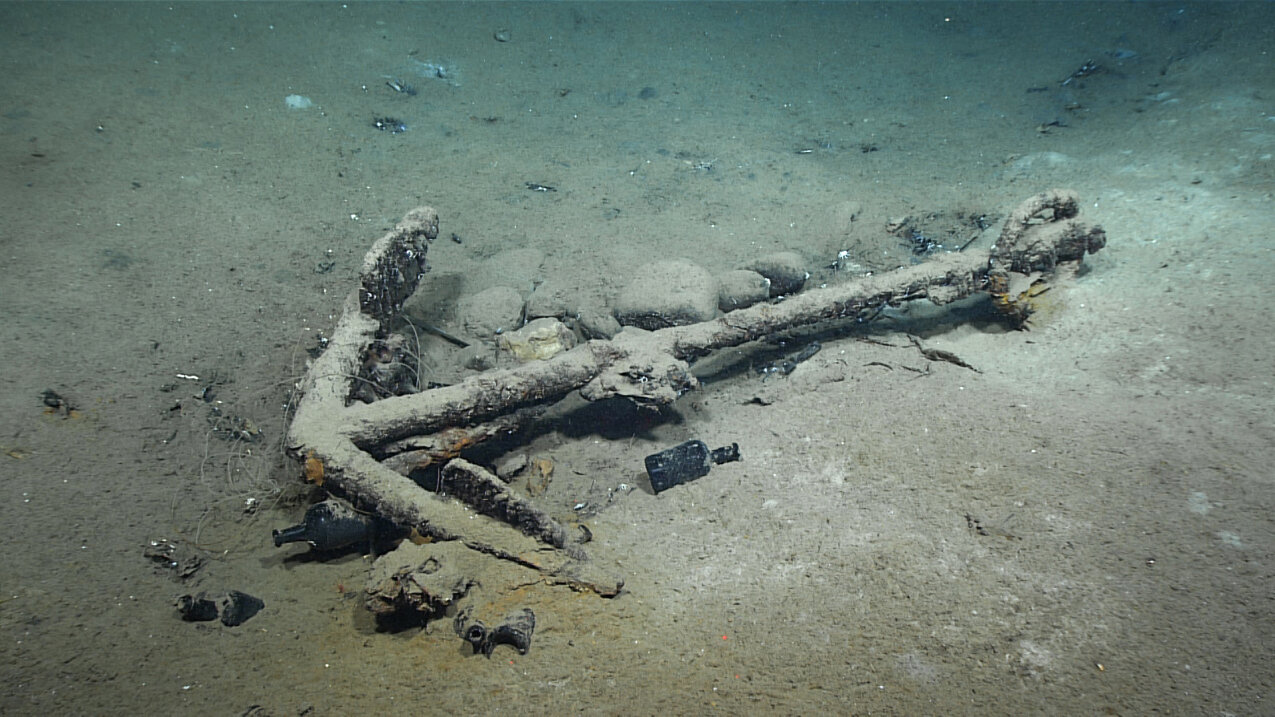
(285, 210, 622, 596)
(336, 251, 1004, 449)
(992, 188, 1106, 274)
(287, 192, 1103, 598)
(358, 206, 438, 329)
(340, 189, 1106, 451)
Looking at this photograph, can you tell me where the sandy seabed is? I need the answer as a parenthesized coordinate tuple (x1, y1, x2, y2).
(1, 3, 1272, 715)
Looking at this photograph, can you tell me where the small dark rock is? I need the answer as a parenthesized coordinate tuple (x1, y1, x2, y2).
(220, 591, 265, 627)
(176, 590, 264, 626)
(177, 594, 219, 622)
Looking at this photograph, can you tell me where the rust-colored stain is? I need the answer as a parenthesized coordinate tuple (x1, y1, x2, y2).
(304, 451, 325, 486)
(527, 456, 554, 496)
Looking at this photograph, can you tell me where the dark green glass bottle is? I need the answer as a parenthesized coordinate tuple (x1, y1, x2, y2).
(272, 500, 376, 552)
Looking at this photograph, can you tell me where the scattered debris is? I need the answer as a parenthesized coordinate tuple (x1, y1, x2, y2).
(145, 538, 204, 580)
(384, 79, 416, 95)
(907, 335, 980, 373)
(1061, 59, 1101, 86)
(965, 514, 1022, 541)
(372, 116, 408, 134)
(455, 607, 536, 657)
(40, 389, 75, 417)
(410, 58, 458, 85)
(207, 408, 263, 443)
(176, 590, 265, 627)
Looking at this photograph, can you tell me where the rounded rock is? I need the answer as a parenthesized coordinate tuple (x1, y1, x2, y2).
(746, 252, 809, 297)
(612, 259, 718, 330)
(716, 269, 771, 312)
